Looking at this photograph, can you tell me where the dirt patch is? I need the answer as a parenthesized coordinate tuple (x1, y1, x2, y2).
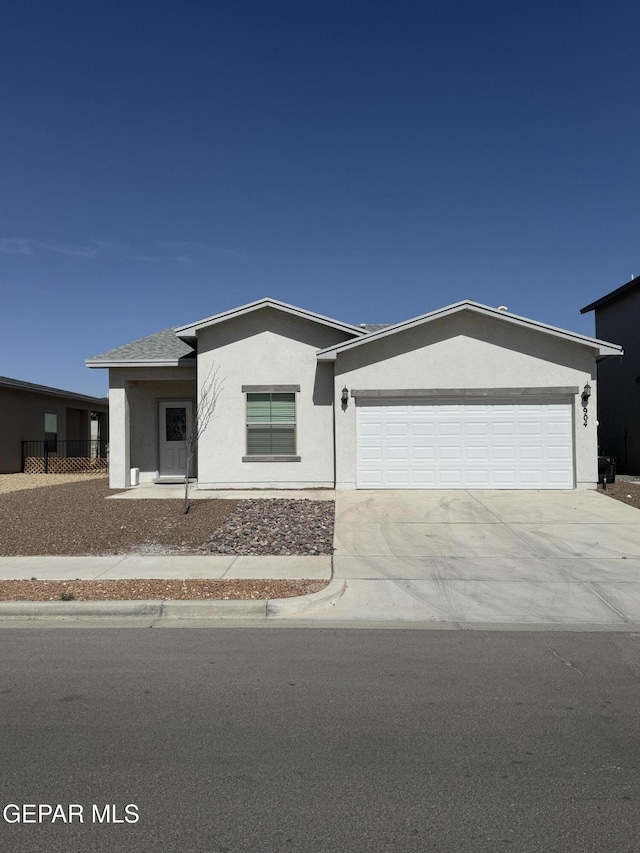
(0, 578, 327, 601)
(598, 479, 640, 512)
(0, 478, 235, 555)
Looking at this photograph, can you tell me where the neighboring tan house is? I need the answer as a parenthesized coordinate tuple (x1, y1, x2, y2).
(0, 376, 109, 474)
(581, 276, 639, 472)
(86, 298, 622, 492)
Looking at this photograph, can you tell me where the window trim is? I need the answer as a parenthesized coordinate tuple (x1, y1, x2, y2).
(242, 384, 300, 393)
(244, 389, 298, 461)
(242, 455, 301, 463)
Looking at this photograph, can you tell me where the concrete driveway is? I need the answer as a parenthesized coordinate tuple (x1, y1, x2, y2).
(305, 490, 640, 625)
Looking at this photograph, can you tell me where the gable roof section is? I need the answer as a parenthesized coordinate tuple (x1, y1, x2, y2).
(174, 297, 367, 341)
(580, 276, 640, 313)
(0, 375, 108, 405)
(316, 300, 623, 361)
(86, 328, 195, 368)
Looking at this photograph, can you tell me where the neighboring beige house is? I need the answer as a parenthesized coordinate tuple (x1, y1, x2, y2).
(581, 276, 639, 472)
(0, 376, 109, 473)
(86, 298, 622, 491)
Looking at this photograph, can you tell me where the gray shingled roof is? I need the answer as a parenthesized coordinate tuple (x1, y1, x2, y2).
(87, 319, 386, 366)
(87, 328, 195, 364)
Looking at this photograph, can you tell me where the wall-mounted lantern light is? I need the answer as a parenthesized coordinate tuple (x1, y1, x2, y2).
(581, 382, 591, 428)
(341, 387, 349, 406)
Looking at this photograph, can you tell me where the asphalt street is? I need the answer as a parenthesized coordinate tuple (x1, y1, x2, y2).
(1, 624, 640, 852)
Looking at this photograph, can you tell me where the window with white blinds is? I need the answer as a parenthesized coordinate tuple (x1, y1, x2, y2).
(246, 393, 296, 455)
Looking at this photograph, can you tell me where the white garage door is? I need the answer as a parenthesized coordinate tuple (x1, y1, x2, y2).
(357, 400, 574, 489)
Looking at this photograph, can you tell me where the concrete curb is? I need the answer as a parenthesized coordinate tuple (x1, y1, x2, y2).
(0, 579, 346, 621)
(267, 577, 346, 616)
(161, 599, 268, 620)
(0, 600, 164, 618)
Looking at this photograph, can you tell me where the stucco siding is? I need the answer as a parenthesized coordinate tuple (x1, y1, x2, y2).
(108, 367, 196, 487)
(593, 293, 639, 472)
(0, 387, 108, 474)
(196, 309, 350, 489)
(333, 313, 598, 489)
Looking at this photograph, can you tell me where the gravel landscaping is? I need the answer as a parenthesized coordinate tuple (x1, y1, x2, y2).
(201, 498, 334, 555)
(0, 475, 334, 601)
(0, 578, 326, 602)
(0, 475, 335, 556)
(0, 472, 107, 494)
(598, 477, 640, 511)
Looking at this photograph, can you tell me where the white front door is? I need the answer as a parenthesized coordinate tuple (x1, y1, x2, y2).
(158, 401, 194, 479)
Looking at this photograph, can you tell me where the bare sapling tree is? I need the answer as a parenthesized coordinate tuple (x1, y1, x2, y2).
(182, 365, 223, 514)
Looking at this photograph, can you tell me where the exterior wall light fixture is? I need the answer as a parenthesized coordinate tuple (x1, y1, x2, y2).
(341, 387, 349, 407)
(581, 382, 591, 427)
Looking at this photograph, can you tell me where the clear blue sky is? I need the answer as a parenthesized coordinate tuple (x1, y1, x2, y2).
(2, 0, 638, 396)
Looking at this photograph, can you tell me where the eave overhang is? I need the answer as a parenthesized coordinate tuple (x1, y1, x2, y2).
(85, 359, 195, 369)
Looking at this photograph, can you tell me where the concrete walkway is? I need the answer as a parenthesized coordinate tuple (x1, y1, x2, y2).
(108, 484, 335, 500)
(282, 489, 640, 625)
(0, 555, 339, 620)
(0, 555, 331, 581)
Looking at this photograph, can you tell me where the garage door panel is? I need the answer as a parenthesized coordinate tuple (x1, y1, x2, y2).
(434, 425, 460, 440)
(357, 400, 574, 489)
(412, 423, 436, 437)
(385, 422, 408, 436)
(547, 444, 571, 460)
(466, 470, 491, 486)
(359, 469, 384, 486)
(359, 446, 383, 462)
(413, 470, 437, 486)
(519, 445, 544, 461)
(359, 424, 383, 438)
(439, 469, 464, 486)
(412, 446, 436, 461)
(518, 422, 543, 436)
(386, 469, 410, 485)
(492, 470, 519, 486)
(546, 422, 571, 436)
(465, 445, 490, 461)
(547, 470, 572, 485)
(387, 446, 409, 461)
(492, 422, 517, 436)
(466, 422, 489, 437)
(518, 470, 545, 487)
(374, 405, 409, 417)
(493, 445, 517, 460)
(439, 446, 463, 461)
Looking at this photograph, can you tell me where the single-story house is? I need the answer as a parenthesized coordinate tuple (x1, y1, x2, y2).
(0, 375, 109, 473)
(86, 298, 622, 491)
(581, 276, 639, 473)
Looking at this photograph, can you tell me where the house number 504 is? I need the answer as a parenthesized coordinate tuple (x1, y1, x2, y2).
(583, 407, 588, 427)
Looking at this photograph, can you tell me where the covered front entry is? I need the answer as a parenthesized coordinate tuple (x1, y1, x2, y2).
(158, 400, 194, 480)
(356, 399, 574, 489)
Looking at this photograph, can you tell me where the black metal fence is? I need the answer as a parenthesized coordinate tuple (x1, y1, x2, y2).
(21, 439, 108, 473)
